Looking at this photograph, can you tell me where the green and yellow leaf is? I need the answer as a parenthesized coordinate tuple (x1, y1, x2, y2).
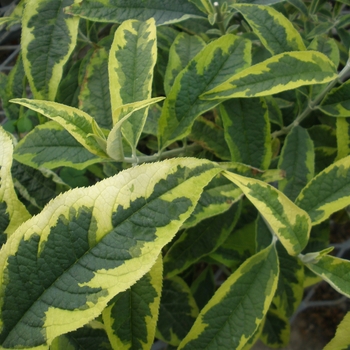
(308, 36, 340, 68)
(13, 122, 105, 170)
(158, 34, 251, 150)
(11, 98, 108, 158)
(336, 117, 350, 160)
(102, 255, 162, 350)
(109, 18, 157, 151)
(305, 255, 350, 298)
(220, 98, 272, 169)
(22, 0, 79, 100)
(164, 202, 241, 278)
(156, 277, 199, 346)
(319, 79, 350, 117)
(65, 0, 205, 25)
(233, 4, 305, 55)
(202, 51, 337, 100)
(106, 97, 165, 161)
(0, 127, 31, 245)
(189, 116, 231, 160)
(78, 47, 112, 129)
(50, 325, 112, 350)
(260, 308, 290, 348)
(0, 158, 221, 348)
(183, 173, 243, 229)
(295, 155, 350, 225)
(273, 242, 304, 318)
(224, 171, 311, 256)
(178, 243, 279, 350)
(164, 32, 205, 95)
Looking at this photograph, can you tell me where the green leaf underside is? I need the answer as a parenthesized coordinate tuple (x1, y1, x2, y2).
(79, 47, 112, 129)
(233, 4, 305, 55)
(224, 171, 310, 256)
(0, 127, 31, 241)
(65, 0, 205, 25)
(164, 202, 241, 278)
(164, 32, 206, 96)
(202, 51, 337, 100)
(13, 122, 104, 170)
(324, 312, 350, 350)
(319, 80, 350, 117)
(102, 255, 162, 350)
(109, 18, 157, 151)
(295, 155, 350, 225)
(22, 0, 79, 100)
(189, 116, 231, 160)
(220, 98, 271, 169)
(0, 158, 221, 348)
(11, 99, 108, 158)
(158, 34, 251, 149)
(278, 125, 315, 201)
(178, 243, 279, 350)
(306, 255, 350, 298)
(156, 277, 199, 346)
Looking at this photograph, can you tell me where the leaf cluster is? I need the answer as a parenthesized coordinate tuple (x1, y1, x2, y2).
(1, 0, 350, 349)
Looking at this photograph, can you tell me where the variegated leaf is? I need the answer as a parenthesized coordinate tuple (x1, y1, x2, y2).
(164, 32, 205, 95)
(106, 97, 165, 161)
(102, 255, 162, 350)
(336, 117, 350, 160)
(22, 0, 79, 100)
(305, 255, 350, 298)
(260, 309, 290, 348)
(164, 202, 241, 278)
(50, 326, 112, 350)
(78, 47, 112, 129)
(65, 0, 205, 25)
(109, 18, 157, 151)
(220, 97, 271, 169)
(13, 122, 105, 170)
(0, 127, 31, 245)
(295, 155, 350, 225)
(178, 243, 279, 350)
(224, 171, 311, 256)
(319, 79, 350, 117)
(189, 116, 231, 160)
(0, 158, 221, 348)
(156, 277, 199, 346)
(183, 173, 243, 229)
(308, 36, 340, 68)
(202, 51, 337, 100)
(232, 4, 305, 55)
(158, 34, 251, 150)
(273, 242, 304, 318)
(11, 99, 108, 158)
